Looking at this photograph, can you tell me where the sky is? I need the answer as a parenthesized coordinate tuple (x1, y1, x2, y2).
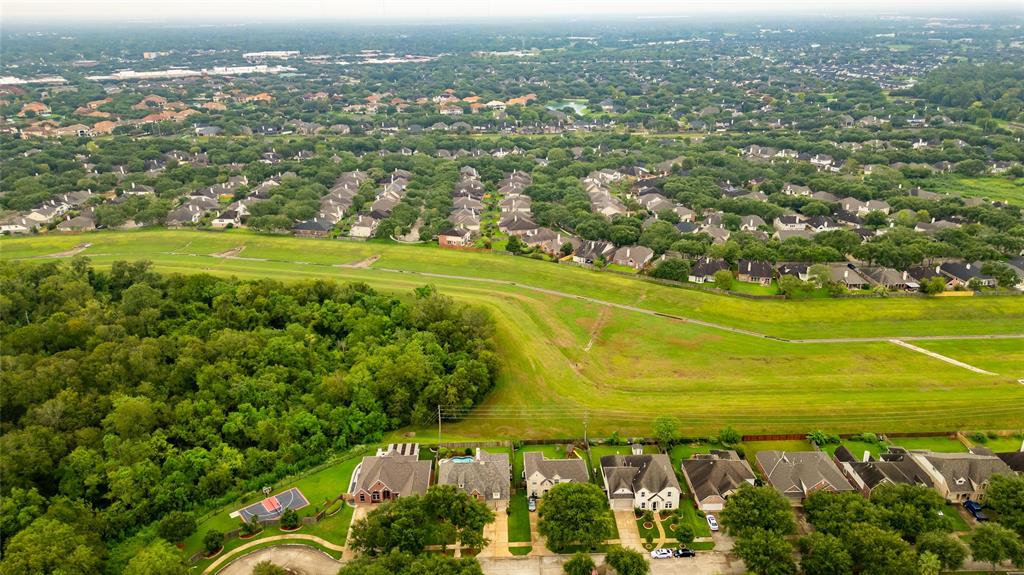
(1, 0, 1021, 23)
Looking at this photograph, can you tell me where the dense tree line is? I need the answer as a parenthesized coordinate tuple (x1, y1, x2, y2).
(0, 258, 497, 573)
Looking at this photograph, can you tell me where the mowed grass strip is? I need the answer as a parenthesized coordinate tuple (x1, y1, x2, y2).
(3, 229, 1023, 338)
(5, 230, 1023, 437)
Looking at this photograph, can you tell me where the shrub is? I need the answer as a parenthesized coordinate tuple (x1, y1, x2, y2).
(203, 530, 224, 554)
(280, 508, 300, 530)
(675, 524, 695, 544)
(157, 511, 196, 543)
(240, 516, 262, 536)
(969, 432, 988, 444)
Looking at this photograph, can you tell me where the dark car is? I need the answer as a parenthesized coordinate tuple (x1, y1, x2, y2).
(964, 500, 988, 521)
(675, 547, 696, 558)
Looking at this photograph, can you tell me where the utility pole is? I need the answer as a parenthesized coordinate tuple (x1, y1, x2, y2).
(437, 404, 442, 455)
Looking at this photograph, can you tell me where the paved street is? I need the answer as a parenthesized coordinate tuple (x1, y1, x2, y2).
(479, 553, 745, 575)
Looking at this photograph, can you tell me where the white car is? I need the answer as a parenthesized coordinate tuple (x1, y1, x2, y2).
(706, 514, 719, 531)
(650, 548, 673, 559)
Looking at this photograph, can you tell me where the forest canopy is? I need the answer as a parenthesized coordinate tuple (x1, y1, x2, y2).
(0, 258, 497, 570)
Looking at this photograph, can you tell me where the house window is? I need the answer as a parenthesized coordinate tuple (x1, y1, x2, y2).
(665, 501, 672, 509)
(640, 502, 646, 509)
(359, 494, 365, 502)
(371, 492, 380, 501)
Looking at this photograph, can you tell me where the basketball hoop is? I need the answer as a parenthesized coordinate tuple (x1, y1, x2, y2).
(263, 486, 272, 496)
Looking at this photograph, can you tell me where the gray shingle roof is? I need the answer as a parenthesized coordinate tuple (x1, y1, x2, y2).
(438, 450, 510, 501)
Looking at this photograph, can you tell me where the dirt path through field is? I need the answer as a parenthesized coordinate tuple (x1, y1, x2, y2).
(39, 243, 91, 258)
(336, 255, 379, 269)
(212, 245, 246, 258)
(583, 307, 611, 353)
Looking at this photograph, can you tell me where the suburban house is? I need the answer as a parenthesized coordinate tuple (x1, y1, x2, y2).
(680, 450, 757, 511)
(600, 448, 681, 512)
(572, 240, 615, 265)
(773, 215, 807, 231)
(437, 449, 511, 510)
(611, 245, 654, 270)
(833, 446, 935, 496)
(349, 214, 379, 238)
(211, 209, 242, 229)
(937, 262, 998, 289)
(350, 444, 432, 506)
(858, 266, 920, 291)
(688, 257, 730, 283)
(523, 451, 589, 498)
(737, 260, 773, 286)
(438, 227, 473, 248)
(907, 448, 1013, 503)
(740, 215, 766, 231)
(827, 264, 870, 290)
(292, 217, 333, 238)
(756, 450, 855, 502)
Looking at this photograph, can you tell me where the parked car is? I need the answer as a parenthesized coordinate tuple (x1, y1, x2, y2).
(706, 514, 719, 531)
(964, 500, 988, 521)
(675, 547, 696, 558)
(527, 497, 537, 512)
(650, 548, 673, 559)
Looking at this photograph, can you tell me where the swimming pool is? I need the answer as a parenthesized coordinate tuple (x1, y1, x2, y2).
(448, 456, 475, 463)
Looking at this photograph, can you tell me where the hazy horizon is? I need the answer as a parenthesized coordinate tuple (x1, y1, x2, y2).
(2, 0, 1022, 25)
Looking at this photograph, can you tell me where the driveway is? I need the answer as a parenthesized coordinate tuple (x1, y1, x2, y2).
(479, 508, 512, 558)
(217, 544, 341, 575)
(341, 505, 369, 560)
(613, 510, 644, 551)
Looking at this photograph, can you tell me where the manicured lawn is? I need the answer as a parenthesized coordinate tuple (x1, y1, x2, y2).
(637, 517, 658, 541)
(6, 230, 1024, 438)
(726, 280, 780, 295)
(970, 435, 1024, 452)
(669, 500, 712, 538)
(509, 546, 532, 556)
(183, 447, 370, 556)
(508, 492, 532, 543)
(887, 436, 967, 453)
(822, 440, 888, 460)
(943, 503, 972, 532)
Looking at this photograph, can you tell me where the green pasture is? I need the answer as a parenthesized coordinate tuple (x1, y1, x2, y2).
(4, 229, 1023, 438)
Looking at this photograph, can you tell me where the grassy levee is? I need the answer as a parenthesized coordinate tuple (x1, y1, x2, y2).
(3, 229, 1023, 338)
(4, 229, 1023, 437)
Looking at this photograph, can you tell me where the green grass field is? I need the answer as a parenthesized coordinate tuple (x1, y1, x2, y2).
(925, 175, 1024, 205)
(4, 229, 1023, 438)
(887, 436, 967, 452)
(508, 492, 532, 543)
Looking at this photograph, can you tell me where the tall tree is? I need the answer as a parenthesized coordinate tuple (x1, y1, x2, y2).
(798, 532, 852, 575)
(916, 531, 968, 571)
(986, 474, 1024, 537)
(734, 528, 797, 575)
(537, 483, 610, 552)
(603, 545, 649, 575)
(123, 539, 189, 575)
(970, 523, 1024, 571)
(719, 485, 796, 536)
(422, 484, 495, 550)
